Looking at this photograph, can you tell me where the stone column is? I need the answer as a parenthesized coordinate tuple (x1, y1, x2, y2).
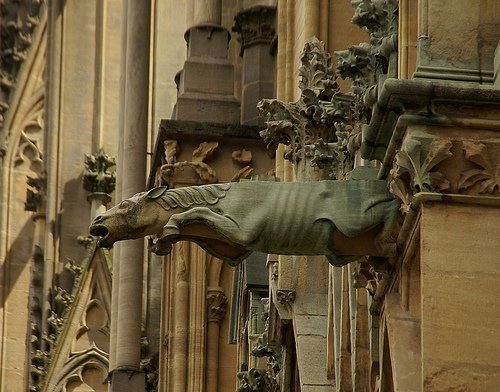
(194, 0, 221, 25)
(233, 5, 276, 125)
(205, 289, 227, 392)
(174, 0, 239, 124)
(110, 0, 150, 390)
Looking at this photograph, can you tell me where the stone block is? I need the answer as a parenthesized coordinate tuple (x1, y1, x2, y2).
(385, 294, 421, 392)
(179, 59, 235, 95)
(294, 314, 327, 337)
(295, 334, 331, 386)
(420, 202, 500, 390)
(242, 44, 275, 85)
(175, 92, 240, 124)
(186, 26, 230, 59)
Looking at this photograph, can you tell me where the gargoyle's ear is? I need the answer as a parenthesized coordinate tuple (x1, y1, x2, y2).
(147, 186, 168, 199)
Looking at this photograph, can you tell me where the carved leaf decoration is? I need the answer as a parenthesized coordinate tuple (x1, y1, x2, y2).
(187, 161, 217, 183)
(231, 166, 254, 182)
(164, 140, 179, 164)
(389, 175, 411, 214)
(192, 141, 218, 162)
(459, 141, 500, 194)
(389, 138, 452, 212)
(232, 149, 252, 164)
(397, 138, 452, 193)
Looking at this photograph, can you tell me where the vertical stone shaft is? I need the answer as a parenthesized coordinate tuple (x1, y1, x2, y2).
(171, 246, 190, 392)
(194, 0, 221, 25)
(233, 5, 276, 125)
(205, 289, 227, 392)
(110, 1, 150, 390)
(205, 319, 221, 392)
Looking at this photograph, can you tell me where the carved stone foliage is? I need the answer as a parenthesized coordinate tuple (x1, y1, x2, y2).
(258, 38, 352, 178)
(82, 149, 116, 195)
(233, 5, 276, 55)
(275, 289, 295, 307)
(236, 368, 279, 392)
(238, 297, 281, 392)
(458, 141, 500, 194)
(351, 256, 390, 304)
(0, 0, 44, 129)
(156, 139, 258, 187)
(330, 0, 399, 169)
(389, 138, 452, 212)
(159, 140, 219, 186)
(207, 291, 228, 323)
(25, 172, 46, 212)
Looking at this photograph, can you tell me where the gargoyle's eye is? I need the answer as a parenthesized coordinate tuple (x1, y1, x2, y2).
(119, 200, 131, 209)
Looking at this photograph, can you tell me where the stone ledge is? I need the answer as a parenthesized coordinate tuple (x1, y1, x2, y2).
(361, 78, 500, 164)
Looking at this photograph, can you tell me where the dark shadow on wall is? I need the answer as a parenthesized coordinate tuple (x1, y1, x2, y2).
(1, 218, 35, 307)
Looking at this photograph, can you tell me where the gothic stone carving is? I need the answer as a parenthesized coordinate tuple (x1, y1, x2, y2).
(25, 173, 46, 212)
(82, 148, 116, 195)
(90, 178, 400, 267)
(159, 140, 219, 185)
(207, 291, 228, 323)
(458, 141, 500, 194)
(258, 38, 353, 178)
(389, 137, 452, 212)
(0, 0, 44, 128)
(232, 5, 276, 56)
(237, 367, 279, 392)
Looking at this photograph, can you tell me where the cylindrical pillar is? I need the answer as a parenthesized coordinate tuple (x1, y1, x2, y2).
(110, 0, 150, 390)
(170, 244, 190, 392)
(205, 289, 227, 392)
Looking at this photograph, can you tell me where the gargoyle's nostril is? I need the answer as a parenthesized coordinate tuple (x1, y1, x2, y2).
(90, 225, 109, 237)
(92, 216, 103, 224)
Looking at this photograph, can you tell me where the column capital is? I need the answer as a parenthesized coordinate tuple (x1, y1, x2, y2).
(232, 5, 276, 56)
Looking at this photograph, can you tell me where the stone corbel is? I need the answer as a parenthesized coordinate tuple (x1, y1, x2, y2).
(207, 290, 228, 323)
(272, 289, 295, 321)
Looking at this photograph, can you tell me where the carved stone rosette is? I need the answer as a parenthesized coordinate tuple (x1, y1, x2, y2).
(232, 6, 276, 56)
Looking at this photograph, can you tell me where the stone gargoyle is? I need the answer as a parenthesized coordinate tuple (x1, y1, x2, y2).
(89, 178, 400, 267)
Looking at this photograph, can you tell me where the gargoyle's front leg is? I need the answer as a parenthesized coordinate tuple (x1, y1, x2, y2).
(163, 207, 246, 245)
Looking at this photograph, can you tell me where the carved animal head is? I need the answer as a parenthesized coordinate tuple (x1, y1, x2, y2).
(89, 187, 169, 248)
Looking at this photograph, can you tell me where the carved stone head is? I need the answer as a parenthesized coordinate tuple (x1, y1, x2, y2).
(89, 187, 168, 247)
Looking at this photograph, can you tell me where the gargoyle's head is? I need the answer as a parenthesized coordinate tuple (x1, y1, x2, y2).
(89, 187, 168, 248)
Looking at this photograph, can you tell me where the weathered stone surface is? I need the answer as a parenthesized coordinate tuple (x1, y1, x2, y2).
(421, 202, 500, 391)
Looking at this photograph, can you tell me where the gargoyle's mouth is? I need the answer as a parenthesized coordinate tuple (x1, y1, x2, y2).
(89, 224, 109, 237)
(89, 224, 113, 247)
